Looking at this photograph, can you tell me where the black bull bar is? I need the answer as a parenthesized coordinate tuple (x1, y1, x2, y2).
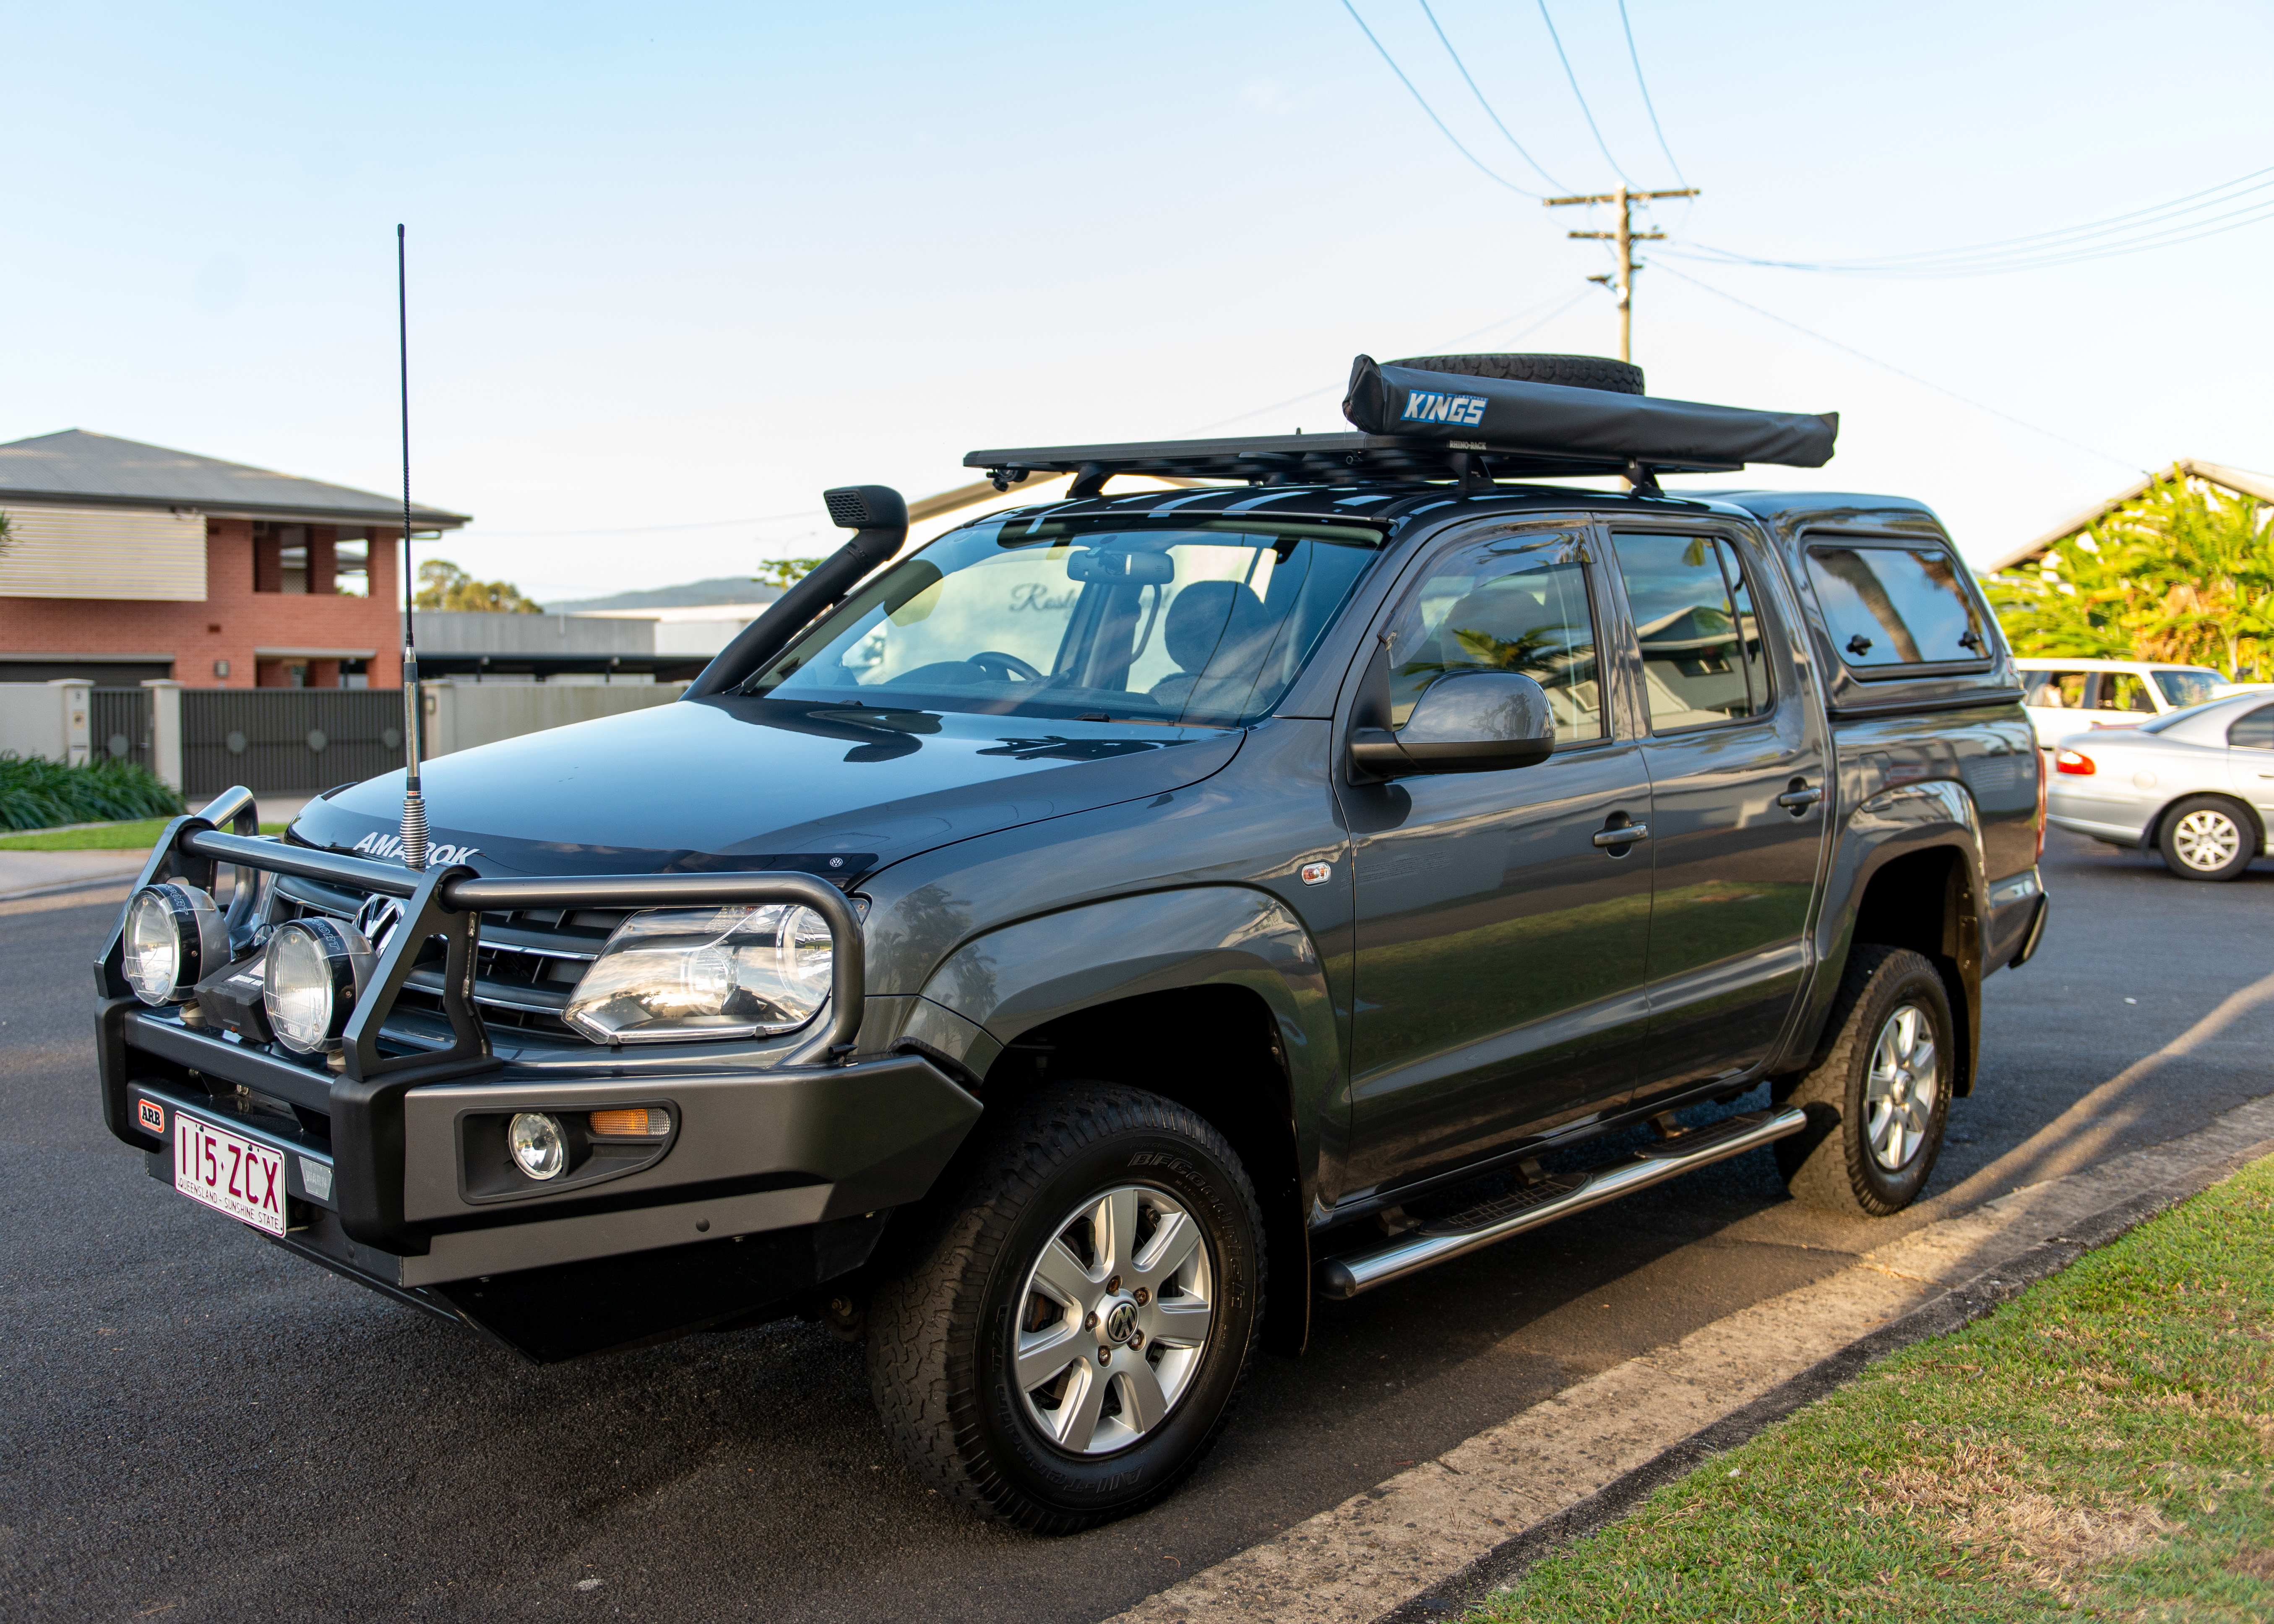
(95, 791, 973, 1286)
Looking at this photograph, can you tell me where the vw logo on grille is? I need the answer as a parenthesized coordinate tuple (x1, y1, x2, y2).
(1104, 1302, 1138, 1344)
(353, 893, 406, 950)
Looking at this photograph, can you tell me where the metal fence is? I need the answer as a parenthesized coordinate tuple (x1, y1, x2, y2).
(90, 688, 153, 772)
(183, 689, 408, 796)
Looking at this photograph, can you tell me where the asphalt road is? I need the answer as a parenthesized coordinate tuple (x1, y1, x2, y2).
(8, 828, 2272, 1623)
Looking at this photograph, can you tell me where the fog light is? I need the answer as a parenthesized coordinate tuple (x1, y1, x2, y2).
(508, 1112, 568, 1180)
(261, 917, 374, 1053)
(122, 883, 230, 1006)
(589, 1106, 673, 1138)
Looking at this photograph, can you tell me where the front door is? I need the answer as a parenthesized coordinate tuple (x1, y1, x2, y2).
(1606, 527, 1829, 1096)
(1340, 526, 1655, 1198)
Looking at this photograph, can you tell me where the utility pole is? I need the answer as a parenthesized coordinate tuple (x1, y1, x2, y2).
(1544, 185, 1699, 364)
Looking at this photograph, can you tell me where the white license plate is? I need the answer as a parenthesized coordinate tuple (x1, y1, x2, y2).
(173, 1113, 288, 1236)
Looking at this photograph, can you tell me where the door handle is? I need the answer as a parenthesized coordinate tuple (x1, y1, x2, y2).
(1592, 822, 1650, 848)
(1776, 784, 1823, 812)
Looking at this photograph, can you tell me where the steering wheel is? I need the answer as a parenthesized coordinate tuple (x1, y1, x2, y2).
(970, 650, 1044, 682)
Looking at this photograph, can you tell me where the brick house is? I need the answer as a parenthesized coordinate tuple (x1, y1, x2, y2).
(0, 429, 468, 689)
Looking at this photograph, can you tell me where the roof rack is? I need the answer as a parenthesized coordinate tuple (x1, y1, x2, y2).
(965, 431, 1734, 499)
(968, 357, 1837, 500)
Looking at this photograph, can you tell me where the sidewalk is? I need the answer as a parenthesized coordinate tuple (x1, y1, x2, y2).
(1106, 1086, 2274, 1624)
(0, 795, 313, 901)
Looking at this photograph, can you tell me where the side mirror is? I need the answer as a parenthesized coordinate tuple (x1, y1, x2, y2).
(1349, 671, 1556, 779)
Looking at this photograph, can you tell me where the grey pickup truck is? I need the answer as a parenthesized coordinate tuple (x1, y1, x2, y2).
(95, 352, 2048, 1532)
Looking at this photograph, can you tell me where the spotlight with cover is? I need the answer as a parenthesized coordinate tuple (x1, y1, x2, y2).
(122, 883, 229, 1006)
(261, 917, 375, 1054)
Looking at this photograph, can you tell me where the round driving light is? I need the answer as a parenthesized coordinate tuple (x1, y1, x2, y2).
(123, 883, 229, 1006)
(508, 1112, 568, 1180)
(261, 918, 374, 1054)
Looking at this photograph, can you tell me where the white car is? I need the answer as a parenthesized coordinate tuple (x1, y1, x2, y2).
(2046, 690, 2274, 879)
(2016, 657, 2228, 750)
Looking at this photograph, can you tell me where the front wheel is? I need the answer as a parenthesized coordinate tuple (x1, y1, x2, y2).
(2158, 794, 2256, 881)
(1777, 945, 1953, 1216)
(866, 1083, 1263, 1532)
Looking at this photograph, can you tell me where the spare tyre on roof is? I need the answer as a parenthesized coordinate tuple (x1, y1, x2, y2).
(1386, 352, 1646, 395)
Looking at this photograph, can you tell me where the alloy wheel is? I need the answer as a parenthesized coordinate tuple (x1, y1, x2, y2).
(2172, 808, 2243, 872)
(1013, 1184, 1215, 1455)
(1863, 1002, 1939, 1171)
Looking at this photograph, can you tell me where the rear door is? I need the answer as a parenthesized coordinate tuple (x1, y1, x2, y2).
(1605, 523, 1830, 1097)
(2021, 668, 2092, 749)
(2225, 700, 2274, 814)
(1339, 523, 1655, 1195)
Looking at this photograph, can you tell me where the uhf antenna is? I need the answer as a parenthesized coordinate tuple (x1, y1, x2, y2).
(395, 224, 429, 871)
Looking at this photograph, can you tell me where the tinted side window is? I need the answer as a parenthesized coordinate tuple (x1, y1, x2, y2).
(1807, 544, 1986, 669)
(2230, 704, 2274, 750)
(2097, 672, 2157, 713)
(1611, 533, 1767, 730)
(2023, 671, 2088, 708)
(1383, 532, 1603, 745)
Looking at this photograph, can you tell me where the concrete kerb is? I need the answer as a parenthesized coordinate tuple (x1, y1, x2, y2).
(1377, 1138, 2274, 1623)
(1102, 1091, 2274, 1624)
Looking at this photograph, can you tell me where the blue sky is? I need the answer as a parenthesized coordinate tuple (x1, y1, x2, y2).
(6, 1, 2268, 601)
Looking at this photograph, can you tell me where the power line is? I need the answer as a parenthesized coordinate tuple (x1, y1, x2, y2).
(1534, 0, 1632, 185)
(1669, 198, 2274, 279)
(473, 508, 823, 538)
(1651, 262, 2139, 469)
(1337, 0, 1546, 197)
(1416, 0, 1572, 194)
(1615, 0, 1685, 188)
(1664, 165, 2274, 278)
(1186, 285, 1602, 434)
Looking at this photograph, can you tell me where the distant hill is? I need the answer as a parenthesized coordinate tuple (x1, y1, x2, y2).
(546, 576, 782, 613)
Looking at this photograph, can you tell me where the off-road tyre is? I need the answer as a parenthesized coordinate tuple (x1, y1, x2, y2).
(2156, 794, 2257, 881)
(1776, 945, 1953, 1216)
(865, 1083, 1264, 1533)
(1386, 352, 1646, 394)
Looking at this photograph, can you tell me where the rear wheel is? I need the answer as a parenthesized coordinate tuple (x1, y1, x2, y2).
(865, 1083, 1263, 1532)
(1777, 946, 1953, 1216)
(2157, 794, 2256, 881)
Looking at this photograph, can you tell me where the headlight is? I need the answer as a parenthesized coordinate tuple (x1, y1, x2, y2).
(123, 883, 229, 1006)
(262, 918, 375, 1054)
(564, 904, 833, 1044)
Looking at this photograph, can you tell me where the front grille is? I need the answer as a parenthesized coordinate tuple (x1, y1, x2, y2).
(274, 874, 622, 1038)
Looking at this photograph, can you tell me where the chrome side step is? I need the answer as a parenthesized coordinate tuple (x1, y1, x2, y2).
(1315, 1106, 1809, 1300)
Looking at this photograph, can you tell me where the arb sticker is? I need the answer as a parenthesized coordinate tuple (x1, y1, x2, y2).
(136, 1098, 166, 1135)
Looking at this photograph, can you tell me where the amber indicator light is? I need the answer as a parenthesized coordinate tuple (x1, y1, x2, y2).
(589, 1107, 673, 1138)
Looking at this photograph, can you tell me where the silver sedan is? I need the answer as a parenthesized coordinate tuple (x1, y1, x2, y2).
(2048, 691, 2274, 880)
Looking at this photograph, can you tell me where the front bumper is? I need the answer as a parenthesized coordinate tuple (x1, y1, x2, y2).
(95, 795, 983, 1356)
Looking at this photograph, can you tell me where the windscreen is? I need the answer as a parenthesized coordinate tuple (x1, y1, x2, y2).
(2152, 668, 2225, 708)
(742, 515, 1381, 726)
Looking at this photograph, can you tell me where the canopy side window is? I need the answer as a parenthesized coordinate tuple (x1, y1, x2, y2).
(1805, 542, 1988, 671)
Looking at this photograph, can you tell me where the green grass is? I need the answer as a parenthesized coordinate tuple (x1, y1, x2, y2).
(0, 817, 286, 850)
(0, 754, 183, 830)
(1467, 1154, 2274, 1622)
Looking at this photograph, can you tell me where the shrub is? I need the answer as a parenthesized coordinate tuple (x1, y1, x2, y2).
(0, 754, 186, 831)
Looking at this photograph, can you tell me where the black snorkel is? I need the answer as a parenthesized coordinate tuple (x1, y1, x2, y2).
(682, 484, 910, 700)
